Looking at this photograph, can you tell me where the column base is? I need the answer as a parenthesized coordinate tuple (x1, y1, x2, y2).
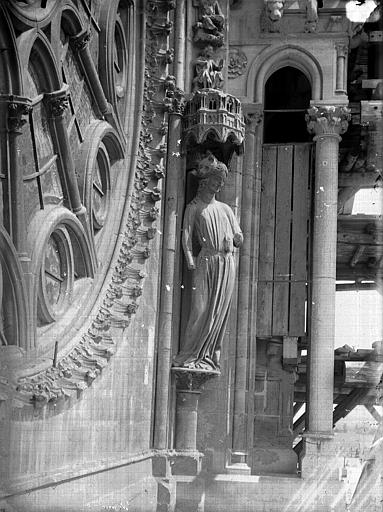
(226, 451, 251, 474)
(300, 432, 344, 480)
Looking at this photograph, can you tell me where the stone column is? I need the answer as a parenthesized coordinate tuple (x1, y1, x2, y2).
(70, 30, 113, 122)
(153, 92, 185, 450)
(230, 104, 262, 472)
(305, 105, 350, 435)
(45, 87, 86, 219)
(153, 0, 186, 449)
(7, 98, 32, 255)
(335, 43, 348, 94)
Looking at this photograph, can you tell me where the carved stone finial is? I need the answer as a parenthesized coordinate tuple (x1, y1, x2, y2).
(7, 101, 32, 133)
(306, 105, 351, 136)
(70, 31, 91, 52)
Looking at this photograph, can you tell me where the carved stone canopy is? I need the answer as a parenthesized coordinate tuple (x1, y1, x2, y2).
(183, 89, 245, 146)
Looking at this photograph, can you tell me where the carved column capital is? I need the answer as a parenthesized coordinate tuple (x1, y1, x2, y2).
(243, 103, 263, 133)
(335, 42, 348, 58)
(45, 90, 70, 117)
(306, 105, 351, 137)
(70, 30, 91, 52)
(7, 99, 32, 133)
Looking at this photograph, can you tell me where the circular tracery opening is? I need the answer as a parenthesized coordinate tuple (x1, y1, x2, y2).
(38, 226, 74, 324)
(263, 66, 311, 143)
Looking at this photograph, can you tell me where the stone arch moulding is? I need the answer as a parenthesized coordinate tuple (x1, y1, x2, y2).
(98, 0, 136, 132)
(246, 45, 323, 104)
(76, 120, 125, 258)
(17, 29, 62, 94)
(60, 3, 84, 36)
(0, 226, 29, 350)
(26, 205, 94, 348)
(6, 0, 59, 31)
(0, 6, 22, 95)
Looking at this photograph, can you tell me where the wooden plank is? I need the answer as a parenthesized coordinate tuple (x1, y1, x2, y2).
(289, 144, 311, 336)
(272, 145, 293, 336)
(257, 146, 277, 336)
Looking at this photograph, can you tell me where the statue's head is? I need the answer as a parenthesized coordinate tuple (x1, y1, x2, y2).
(196, 152, 228, 195)
(196, 151, 228, 181)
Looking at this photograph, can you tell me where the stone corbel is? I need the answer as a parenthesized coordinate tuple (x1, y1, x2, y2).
(304, 0, 318, 33)
(261, 0, 285, 33)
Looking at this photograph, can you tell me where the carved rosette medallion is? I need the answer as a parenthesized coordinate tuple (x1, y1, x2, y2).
(306, 105, 351, 137)
(228, 48, 248, 79)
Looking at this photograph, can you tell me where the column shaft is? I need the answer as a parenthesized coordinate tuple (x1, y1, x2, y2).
(305, 105, 350, 435)
(309, 133, 340, 433)
(154, 112, 183, 449)
(7, 100, 31, 255)
(232, 106, 260, 457)
(70, 31, 112, 118)
(46, 90, 85, 216)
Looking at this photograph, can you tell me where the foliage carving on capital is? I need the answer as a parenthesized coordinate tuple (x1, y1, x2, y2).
(243, 105, 263, 131)
(8, 101, 32, 132)
(70, 31, 91, 52)
(335, 43, 348, 58)
(46, 95, 70, 117)
(306, 105, 351, 136)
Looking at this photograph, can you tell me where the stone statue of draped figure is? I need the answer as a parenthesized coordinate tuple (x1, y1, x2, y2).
(173, 152, 243, 371)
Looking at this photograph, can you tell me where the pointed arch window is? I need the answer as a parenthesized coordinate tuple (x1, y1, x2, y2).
(263, 66, 311, 143)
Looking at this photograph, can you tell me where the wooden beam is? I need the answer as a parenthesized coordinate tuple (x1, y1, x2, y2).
(336, 264, 380, 281)
(336, 282, 376, 291)
(337, 232, 383, 245)
(338, 170, 381, 188)
(364, 403, 382, 422)
(349, 245, 365, 267)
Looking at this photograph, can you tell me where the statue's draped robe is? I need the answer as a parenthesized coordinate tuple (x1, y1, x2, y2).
(174, 196, 242, 369)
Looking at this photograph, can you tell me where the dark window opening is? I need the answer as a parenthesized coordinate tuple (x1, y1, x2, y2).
(264, 66, 311, 144)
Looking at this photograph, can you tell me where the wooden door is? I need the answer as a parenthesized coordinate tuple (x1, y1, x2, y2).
(257, 143, 313, 338)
